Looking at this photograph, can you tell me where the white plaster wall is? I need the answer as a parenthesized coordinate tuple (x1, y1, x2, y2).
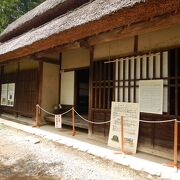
(41, 62, 59, 114)
(19, 59, 38, 70)
(61, 48, 89, 69)
(60, 71, 74, 105)
(4, 62, 18, 73)
(138, 25, 180, 51)
(94, 37, 134, 60)
(4, 59, 38, 73)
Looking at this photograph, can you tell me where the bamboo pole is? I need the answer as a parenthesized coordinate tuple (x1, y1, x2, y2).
(174, 119, 178, 169)
(72, 107, 76, 136)
(121, 116, 124, 153)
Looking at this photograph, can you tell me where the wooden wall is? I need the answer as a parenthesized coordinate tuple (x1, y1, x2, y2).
(0, 59, 38, 117)
(90, 24, 180, 152)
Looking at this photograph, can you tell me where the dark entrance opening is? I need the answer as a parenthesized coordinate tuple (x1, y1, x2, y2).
(75, 69, 89, 114)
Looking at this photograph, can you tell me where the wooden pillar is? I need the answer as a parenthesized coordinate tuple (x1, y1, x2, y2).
(174, 119, 178, 168)
(121, 116, 124, 152)
(88, 46, 94, 136)
(14, 62, 20, 117)
(175, 49, 178, 116)
(37, 61, 43, 124)
(58, 53, 62, 105)
(0, 66, 4, 114)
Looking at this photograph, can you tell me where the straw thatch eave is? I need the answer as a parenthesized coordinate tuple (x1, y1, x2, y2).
(0, 0, 179, 62)
(0, 0, 91, 42)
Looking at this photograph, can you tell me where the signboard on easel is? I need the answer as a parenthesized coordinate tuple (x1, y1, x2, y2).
(108, 102, 140, 154)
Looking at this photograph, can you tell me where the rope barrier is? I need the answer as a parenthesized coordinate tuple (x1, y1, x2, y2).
(61, 108, 73, 116)
(37, 104, 177, 125)
(37, 104, 73, 116)
(37, 105, 55, 116)
(73, 108, 111, 125)
(139, 119, 175, 123)
(35, 104, 179, 169)
(36, 104, 111, 125)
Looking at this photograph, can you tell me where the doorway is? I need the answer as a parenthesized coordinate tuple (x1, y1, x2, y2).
(75, 69, 89, 114)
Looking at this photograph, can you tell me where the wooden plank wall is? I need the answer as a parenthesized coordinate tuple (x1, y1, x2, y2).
(0, 68, 38, 117)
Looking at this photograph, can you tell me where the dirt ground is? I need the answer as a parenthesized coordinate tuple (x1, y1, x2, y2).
(0, 124, 161, 180)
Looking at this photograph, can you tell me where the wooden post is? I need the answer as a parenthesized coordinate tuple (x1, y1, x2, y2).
(37, 61, 43, 125)
(174, 119, 178, 168)
(121, 116, 124, 153)
(72, 107, 76, 136)
(58, 53, 62, 105)
(88, 47, 94, 136)
(35, 104, 39, 127)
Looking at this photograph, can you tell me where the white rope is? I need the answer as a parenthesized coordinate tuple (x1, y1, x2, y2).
(73, 108, 111, 125)
(37, 105, 73, 116)
(37, 105, 55, 116)
(37, 104, 177, 125)
(61, 108, 73, 116)
(139, 119, 175, 123)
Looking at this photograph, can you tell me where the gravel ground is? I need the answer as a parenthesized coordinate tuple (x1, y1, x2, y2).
(0, 124, 161, 180)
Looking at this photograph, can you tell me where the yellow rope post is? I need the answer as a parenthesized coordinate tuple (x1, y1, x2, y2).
(72, 107, 76, 136)
(121, 116, 124, 153)
(33, 104, 40, 128)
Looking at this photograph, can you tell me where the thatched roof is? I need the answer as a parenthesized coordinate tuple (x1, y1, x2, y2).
(0, 0, 91, 42)
(0, 0, 179, 61)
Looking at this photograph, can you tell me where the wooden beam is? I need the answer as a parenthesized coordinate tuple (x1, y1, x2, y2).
(35, 41, 80, 58)
(0, 56, 30, 66)
(88, 12, 180, 46)
(32, 55, 59, 65)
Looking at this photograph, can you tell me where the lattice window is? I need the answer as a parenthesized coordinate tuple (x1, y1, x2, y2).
(114, 52, 168, 113)
(92, 52, 169, 113)
(92, 60, 114, 110)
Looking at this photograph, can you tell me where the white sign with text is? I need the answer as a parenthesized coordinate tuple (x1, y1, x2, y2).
(108, 102, 140, 154)
(139, 80, 163, 114)
(55, 115, 62, 128)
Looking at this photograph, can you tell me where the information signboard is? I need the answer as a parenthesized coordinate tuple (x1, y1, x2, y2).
(108, 102, 139, 154)
(1, 84, 8, 106)
(55, 115, 62, 128)
(139, 80, 163, 114)
(1, 83, 15, 107)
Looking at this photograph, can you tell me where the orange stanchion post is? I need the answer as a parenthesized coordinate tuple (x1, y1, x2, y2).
(121, 116, 124, 153)
(114, 116, 126, 155)
(72, 107, 76, 136)
(174, 119, 178, 169)
(33, 104, 40, 128)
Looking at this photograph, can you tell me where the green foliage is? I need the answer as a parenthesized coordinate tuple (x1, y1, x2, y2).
(0, 0, 44, 33)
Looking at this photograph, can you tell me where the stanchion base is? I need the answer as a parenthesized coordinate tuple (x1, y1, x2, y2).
(72, 131, 76, 136)
(114, 151, 132, 155)
(164, 162, 180, 170)
(32, 125, 40, 128)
